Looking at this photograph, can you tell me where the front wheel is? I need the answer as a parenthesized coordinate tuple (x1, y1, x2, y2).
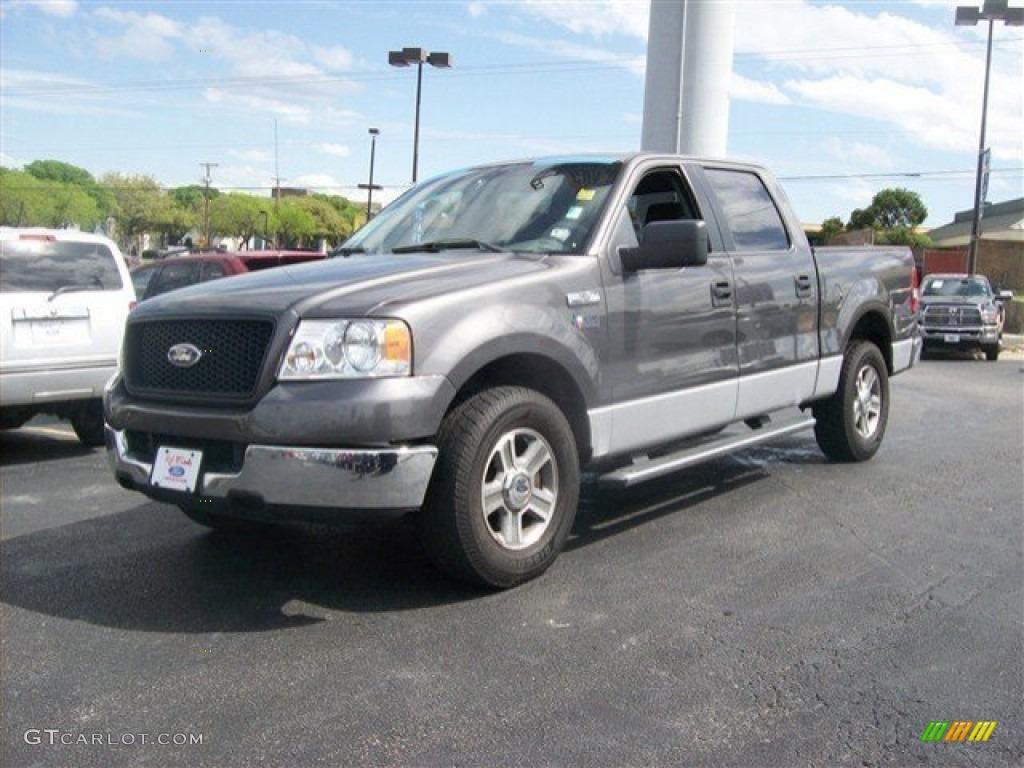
(813, 341, 889, 462)
(983, 343, 999, 361)
(420, 387, 580, 588)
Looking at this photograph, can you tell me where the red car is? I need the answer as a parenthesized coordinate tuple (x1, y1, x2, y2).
(131, 249, 326, 301)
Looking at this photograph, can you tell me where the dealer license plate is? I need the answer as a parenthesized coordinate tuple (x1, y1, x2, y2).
(150, 446, 202, 493)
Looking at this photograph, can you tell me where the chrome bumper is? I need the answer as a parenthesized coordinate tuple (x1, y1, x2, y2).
(106, 427, 437, 513)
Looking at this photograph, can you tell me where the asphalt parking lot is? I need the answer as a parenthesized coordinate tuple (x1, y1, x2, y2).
(2, 352, 1022, 767)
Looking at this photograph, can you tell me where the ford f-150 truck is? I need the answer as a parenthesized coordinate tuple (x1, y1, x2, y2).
(105, 153, 920, 587)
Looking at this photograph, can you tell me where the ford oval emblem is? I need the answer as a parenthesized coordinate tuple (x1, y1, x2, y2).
(167, 343, 203, 368)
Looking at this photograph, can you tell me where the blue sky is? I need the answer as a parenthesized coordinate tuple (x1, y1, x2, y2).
(2, 0, 1022, 228)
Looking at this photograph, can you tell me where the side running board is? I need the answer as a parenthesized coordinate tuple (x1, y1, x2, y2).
(598, 415, 816, 488)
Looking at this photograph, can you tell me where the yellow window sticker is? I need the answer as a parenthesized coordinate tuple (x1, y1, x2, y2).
(577, 189, 595, 201)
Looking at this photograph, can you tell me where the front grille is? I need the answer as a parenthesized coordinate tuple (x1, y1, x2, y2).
(124, 318, 275, 400)
(922, 305, 982, 328)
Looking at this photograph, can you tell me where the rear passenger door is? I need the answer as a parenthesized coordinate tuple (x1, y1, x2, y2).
(698, 165, 819, 420)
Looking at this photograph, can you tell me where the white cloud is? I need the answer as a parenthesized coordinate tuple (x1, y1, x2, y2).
(6, 0, 78, 17)
(204, 88, 312, 124)
(89, 7, 184, 61)
(467, 2, 486, 19)
(520, 1, 649, 41)
(229, 149, 271, 163)
(730, 74, 789, 105)
(822, 138, 893, 170)
(290, 173, 342, 192)
(313, 143, 351, 158)
(311, 45, 358, 72)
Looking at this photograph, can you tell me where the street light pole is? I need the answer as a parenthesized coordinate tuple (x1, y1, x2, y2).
(358, 128, 382, 221)
(955, 1, 1023, 275)
(388, 47, 452, 183)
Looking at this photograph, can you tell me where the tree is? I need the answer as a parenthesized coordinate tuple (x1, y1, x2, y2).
(274, 201, 317, 248)
(101, 172, 171, 250)
(819, 216, 844, 244)
(293, 196, 348, 246)
(25, 159, 113, 215)
(847, 188, 927, 231)
(0, 168, 101, 229)
(869, 188, 927, 230)
(209, 193, 265, 247)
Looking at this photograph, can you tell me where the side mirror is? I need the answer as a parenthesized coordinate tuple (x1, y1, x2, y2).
(620, 220, 708, 273)
(996, 289, 1014, 302)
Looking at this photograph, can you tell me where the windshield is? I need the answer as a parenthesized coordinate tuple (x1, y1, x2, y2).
(921, 276, 992, 298)
(340, 159, 622, 255)
(0, 239, 125, 293)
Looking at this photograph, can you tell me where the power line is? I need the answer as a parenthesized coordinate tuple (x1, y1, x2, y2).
(5, 37, 1020, 97)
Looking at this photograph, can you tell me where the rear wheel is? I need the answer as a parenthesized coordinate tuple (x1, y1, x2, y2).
(813, 341, 889, 462)
(420, 386, 580, 588)
(70, 400, 106, 447)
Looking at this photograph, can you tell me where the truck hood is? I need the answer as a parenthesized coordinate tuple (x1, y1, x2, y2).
(132, 251, 554, 319)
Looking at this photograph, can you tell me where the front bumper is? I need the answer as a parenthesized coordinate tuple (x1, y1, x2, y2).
(107, 426, 437, 520)
(920, 325, 1000, 347)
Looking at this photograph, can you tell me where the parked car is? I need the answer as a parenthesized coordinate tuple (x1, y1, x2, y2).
(0, 227, 136, 445)
(919, 273, 1012, 360)
(131, 249, 327, 301)
(106, 153, 919, 587)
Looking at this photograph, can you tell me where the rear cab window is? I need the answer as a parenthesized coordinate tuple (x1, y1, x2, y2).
(0, 239, 126, 293)
(703, 168, 791, 251)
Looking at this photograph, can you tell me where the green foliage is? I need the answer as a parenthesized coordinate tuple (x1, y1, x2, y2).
(847, 188, 928, 232)
(101, 172, 172, 247)
(7, 156, 361, 248)
(274, 202, 317, 248)
(820, 216, 845, 243)
(870, 188, 928, 230)
(0, 168, 101, 229)
(25, 158, 113, 214)
(874, 226, 932, 249)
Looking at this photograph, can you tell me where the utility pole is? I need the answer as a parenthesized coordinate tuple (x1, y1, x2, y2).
(200, 162, 219, 248)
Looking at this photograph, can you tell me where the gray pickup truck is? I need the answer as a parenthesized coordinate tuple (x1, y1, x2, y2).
(105, 153, 920, 587)
(918, 272, 1012, 360)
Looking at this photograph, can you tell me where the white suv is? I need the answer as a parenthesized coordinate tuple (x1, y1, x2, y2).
(1, 227, 136, 445)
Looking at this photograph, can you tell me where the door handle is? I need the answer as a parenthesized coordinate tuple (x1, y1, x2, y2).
(795, 274, 814, 298)
(711, 279, 733, 308)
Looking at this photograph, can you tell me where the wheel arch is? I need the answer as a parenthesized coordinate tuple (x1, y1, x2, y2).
(844, 306, 894, 373)
(447, 353, 593, 465)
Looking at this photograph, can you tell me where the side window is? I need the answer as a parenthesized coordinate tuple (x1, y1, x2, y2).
(200, 262, 227, 282)
(705, 168, 790, 251)
(149, 262, 199, 297)
(626, 169, 701, 241)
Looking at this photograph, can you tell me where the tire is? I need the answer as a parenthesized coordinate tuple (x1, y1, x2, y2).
(983, 343, 999, 361)
(812, 341, 889, 463)
(70, 400, 106, 447)
(420, 386, 580, 588)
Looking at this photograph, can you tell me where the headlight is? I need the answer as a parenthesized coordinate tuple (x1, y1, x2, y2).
(980, 305, 1000, 324)
(279, 319, 412, 380)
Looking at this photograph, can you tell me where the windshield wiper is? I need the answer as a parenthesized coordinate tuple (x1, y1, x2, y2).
(48, 284, 99, 301)
(392, 238, 504, 254)
(330, 245, 365, 258)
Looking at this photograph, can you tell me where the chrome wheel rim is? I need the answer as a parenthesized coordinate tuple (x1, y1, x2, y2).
(852, 364, 882, 439)
(480, 428, 558, 551)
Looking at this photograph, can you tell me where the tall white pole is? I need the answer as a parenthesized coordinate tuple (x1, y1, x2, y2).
(642, 0, 736, 156)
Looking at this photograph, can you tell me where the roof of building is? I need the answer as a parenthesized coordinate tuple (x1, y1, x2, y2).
(927, 197, 1024, 247)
